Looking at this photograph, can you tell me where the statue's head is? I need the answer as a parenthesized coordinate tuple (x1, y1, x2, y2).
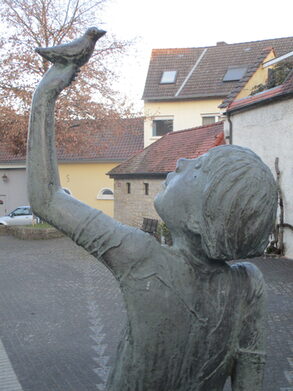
(154, 145, 278, 261)
(85, 27, 106, 41)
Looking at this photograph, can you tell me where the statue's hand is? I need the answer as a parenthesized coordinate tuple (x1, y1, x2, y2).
(38, 63, 80, 95)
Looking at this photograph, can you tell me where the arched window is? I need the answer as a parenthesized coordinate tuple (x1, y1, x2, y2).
(97, 188, 114, 200)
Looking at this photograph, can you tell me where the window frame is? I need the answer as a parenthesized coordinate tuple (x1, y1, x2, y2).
(97, 188, 114, 200)
(223, 66, 247, 82)
(152, 117, 174, 137)
(160, 70, 177, 84)
(201, 113, 223, 126)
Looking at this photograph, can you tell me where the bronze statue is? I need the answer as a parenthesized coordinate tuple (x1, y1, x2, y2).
(27, 28, 277, 391)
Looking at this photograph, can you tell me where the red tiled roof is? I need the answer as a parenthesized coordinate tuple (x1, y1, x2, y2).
(142, 37, 293, 101)
(108, 122, 224, 177)
(0, 144, 26, 164)
(226, 69, 293, 113)
(0, 117, 144, 164)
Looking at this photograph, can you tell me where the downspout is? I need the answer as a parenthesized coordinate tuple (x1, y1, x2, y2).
(227, 112, 233, 144)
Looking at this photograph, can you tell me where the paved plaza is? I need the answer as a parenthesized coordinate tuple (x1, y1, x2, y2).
(0, 235, 292, 391)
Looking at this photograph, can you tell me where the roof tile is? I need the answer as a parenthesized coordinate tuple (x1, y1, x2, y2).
(0, 118, 144, 164)
(143, 37, 293, 101)
(108, 122, 224, 176)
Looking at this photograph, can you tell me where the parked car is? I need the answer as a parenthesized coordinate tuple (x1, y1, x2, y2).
(0, 206, 37, 226)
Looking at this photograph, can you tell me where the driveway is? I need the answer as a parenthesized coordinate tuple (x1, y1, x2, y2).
(0, 235, 292, 391)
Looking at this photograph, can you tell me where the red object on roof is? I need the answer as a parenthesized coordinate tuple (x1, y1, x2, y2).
(108, 122, 224, 177)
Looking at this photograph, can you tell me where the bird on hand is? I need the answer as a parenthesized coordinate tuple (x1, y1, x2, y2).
(35, 27, 106, 67)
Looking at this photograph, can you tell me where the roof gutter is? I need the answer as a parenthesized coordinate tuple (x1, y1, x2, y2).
(108, 172, 168, 179)
(263, 50, 293, 67)
(226, 91, 293, 115)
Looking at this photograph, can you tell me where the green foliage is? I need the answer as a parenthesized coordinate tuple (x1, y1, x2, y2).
(157, 222, 173, 246)
(251, 61, 293, 95)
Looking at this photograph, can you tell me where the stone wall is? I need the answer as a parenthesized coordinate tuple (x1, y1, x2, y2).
(113, 178, 164, 228)
(0, 225, 63, 239)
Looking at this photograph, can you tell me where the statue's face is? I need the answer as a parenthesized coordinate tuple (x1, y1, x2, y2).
(154, 157, 206, 234)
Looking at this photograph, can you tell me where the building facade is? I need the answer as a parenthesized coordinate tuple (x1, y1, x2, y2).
(142, 37, 293, 147)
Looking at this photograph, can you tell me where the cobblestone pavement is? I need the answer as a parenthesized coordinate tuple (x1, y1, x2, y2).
(0, 235, 292, 391)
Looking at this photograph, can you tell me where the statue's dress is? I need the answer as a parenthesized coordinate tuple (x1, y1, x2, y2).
(71, 208, 266, 391)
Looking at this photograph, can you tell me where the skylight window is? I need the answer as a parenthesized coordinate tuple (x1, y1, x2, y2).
(160, 71, 177, 84)
(223, 66, 247, 82)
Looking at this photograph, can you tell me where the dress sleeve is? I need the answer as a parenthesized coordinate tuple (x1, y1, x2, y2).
(68, 203, 157, 278)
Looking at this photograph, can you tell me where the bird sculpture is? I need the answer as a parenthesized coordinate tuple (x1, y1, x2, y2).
(35, 27, 106, 67)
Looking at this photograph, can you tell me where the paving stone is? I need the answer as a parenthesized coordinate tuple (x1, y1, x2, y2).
(0, 235, 292, 391)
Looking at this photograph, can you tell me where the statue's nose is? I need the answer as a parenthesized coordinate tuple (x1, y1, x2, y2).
(176, 158, 192, 172)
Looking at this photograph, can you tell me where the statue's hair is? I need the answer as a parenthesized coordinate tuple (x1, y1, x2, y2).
(199, 145, 277, 261)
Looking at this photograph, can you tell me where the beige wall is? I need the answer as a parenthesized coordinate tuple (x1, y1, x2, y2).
(144, 99, 223, 147)
(114, 177, 164, 227)
(59, 162, 118, 217)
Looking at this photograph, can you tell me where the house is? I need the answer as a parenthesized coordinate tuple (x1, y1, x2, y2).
(223, 68, 293, 258)
(142, 36, 293, 147)
(0, 118, 143, 217)
(108, 122, 224, 228)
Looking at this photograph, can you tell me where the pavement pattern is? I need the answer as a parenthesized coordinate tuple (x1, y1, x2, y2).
(0, 235, 292, 391)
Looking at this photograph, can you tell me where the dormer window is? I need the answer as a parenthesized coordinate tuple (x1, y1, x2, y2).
(160, 71, 177, 84)
(223, 66, 247, 82)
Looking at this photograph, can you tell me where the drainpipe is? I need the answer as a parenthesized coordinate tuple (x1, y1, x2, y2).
(227, 112, 233, 144)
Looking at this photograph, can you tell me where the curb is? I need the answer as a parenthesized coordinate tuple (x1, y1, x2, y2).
(0, 225, 63, 240)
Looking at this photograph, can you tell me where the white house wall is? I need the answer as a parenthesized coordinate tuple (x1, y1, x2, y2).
(230, 98, 293, 258)
(0, 168, 28, 215)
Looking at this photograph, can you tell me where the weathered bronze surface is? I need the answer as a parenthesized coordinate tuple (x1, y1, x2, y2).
(27, 29, 277, 391)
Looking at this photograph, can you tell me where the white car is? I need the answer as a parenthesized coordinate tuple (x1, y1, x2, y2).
(0, 206, 36, 226)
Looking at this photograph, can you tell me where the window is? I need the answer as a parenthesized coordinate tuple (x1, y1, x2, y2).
(144, 183, 149, 195)
(201, 113, 223, 126)
(11, 207, 31, 216)
(97, 188, 114, 200)
(202, 116, 216, 126)
(160, 71, 177, 84)
(126, 182, 131, 194)
(152, 119, 173, 137)
(223, 66, 247, 82)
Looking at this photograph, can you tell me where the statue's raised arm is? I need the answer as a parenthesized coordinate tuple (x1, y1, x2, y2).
(27, 28, 153, 273)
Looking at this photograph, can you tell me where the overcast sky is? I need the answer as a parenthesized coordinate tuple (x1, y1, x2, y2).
(100, 0, 293, 110)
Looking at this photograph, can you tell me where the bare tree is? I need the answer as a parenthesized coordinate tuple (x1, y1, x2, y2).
(0, 0, 137, 155)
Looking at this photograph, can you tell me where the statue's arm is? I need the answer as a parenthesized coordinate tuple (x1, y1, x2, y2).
(231, 263, 266, 391)
(27, 63, 152, 271)
(27, 63, 90, 234)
